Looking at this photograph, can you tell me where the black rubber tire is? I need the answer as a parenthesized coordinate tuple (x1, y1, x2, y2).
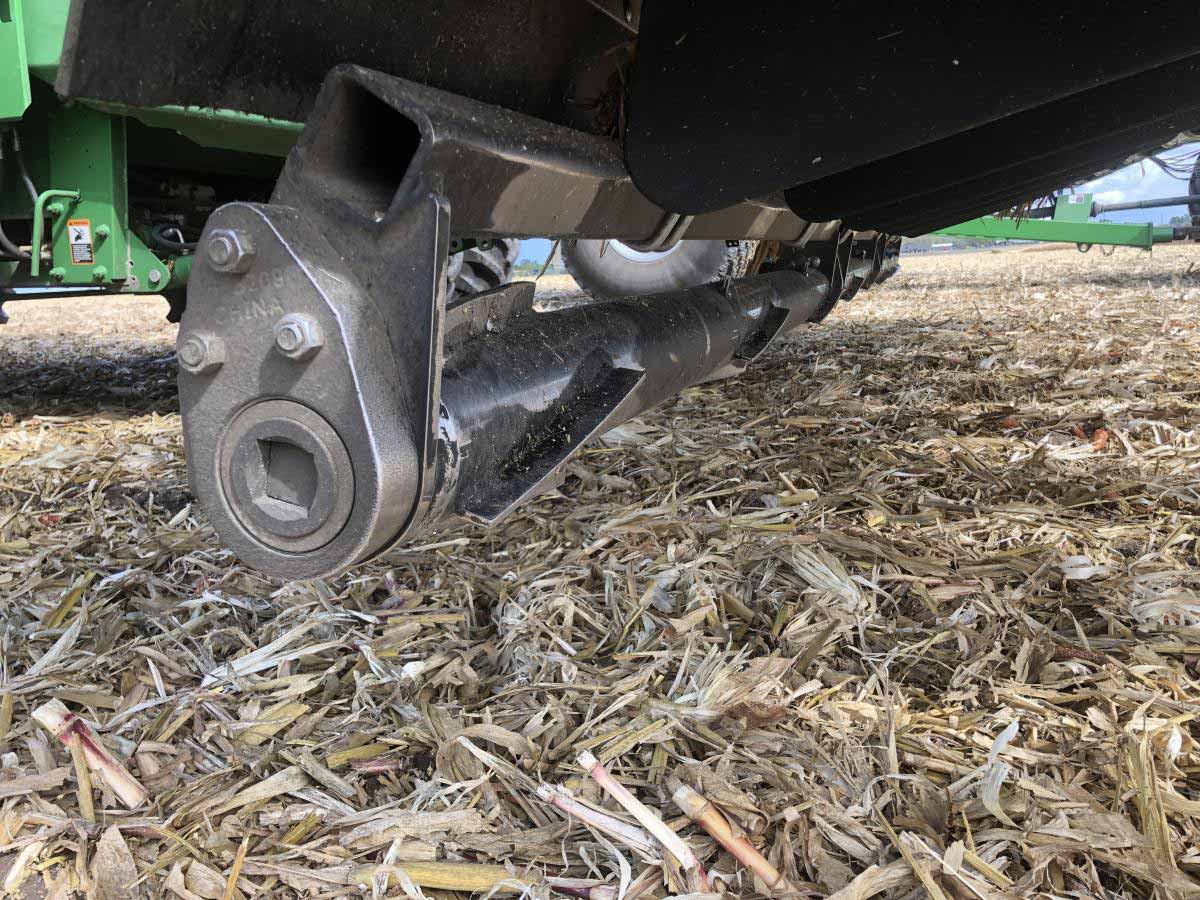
(562, 239, 753, 300)
(447, 239, 520, 299)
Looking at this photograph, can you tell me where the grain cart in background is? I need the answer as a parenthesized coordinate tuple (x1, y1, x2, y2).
(3, 1, 1200, 578)
(932, 155, 1200, 252)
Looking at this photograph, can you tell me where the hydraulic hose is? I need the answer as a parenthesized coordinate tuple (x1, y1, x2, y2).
(0, 130, 31, 262)
(150, 223, 198, 253)
(10, 130, 38, 206)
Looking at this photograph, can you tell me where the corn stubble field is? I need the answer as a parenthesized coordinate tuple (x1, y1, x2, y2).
(1, 244, 1200, 899)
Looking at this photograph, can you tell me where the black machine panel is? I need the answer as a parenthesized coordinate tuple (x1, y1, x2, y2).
(57, 0, 1200, 238)
(57, 0, 631, 127)
(626, 2, 1200, 232)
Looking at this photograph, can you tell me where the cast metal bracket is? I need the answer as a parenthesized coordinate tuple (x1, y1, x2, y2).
(179, 65, 874, 578)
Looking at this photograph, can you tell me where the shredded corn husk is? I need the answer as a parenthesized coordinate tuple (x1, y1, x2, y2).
(3, 248, 1200, 896)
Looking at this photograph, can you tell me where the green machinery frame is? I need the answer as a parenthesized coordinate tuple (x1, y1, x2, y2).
(0, 0, 300, 299)
(932, 193, 1186, 250)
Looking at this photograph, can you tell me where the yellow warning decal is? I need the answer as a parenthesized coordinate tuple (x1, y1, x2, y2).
(67, 219, 94, 265)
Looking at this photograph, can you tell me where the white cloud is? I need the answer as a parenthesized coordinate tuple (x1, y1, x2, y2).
(1077, 144, 1198, 203)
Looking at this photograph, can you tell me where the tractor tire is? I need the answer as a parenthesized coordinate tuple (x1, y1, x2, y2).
(447, 239, 520, 300)
(562, 239, 754, 300)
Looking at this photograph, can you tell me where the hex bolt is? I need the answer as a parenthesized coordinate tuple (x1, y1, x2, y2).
(205, 228, 255, 273)
(273, 313, 324, 361)
(177, 332, 225, 375)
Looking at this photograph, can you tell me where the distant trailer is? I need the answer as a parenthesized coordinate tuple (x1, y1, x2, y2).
(932, 191, 1198, 251)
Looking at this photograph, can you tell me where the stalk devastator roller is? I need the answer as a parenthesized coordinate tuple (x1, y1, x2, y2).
(180, 68, 889, 577)
(9, 0, 1200, 578)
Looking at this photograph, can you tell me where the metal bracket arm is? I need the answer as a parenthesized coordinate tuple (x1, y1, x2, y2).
(178, 66, 893, 578)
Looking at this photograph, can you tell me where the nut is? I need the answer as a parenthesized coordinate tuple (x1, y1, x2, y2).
(206, 228, 255, 273)
(273, 313, 324, 361)
(177, 332, 225, 375)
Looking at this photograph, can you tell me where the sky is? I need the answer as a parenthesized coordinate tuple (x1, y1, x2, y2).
(1071, 142, 1199, 224)
(512, 142, 1199, 259)
(517, 237, 554, 265)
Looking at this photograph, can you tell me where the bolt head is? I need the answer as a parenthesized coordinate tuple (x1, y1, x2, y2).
(273, 313, 323, 361)
(177, 332, 225, 375)
(206, 228, 255, 273)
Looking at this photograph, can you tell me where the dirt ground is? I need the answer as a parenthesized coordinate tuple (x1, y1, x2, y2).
(2, 244, 1200, 898)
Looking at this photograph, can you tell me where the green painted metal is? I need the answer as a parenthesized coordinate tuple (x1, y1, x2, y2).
(5, 1, 286, 297)
(127, 230, 173, 292)
(19, 0, 300, 158)
(935, 216, 1160, 248)
(0, 0, 32, 120)
(167, 252, 193, 290)
(21, 0, 68, 82)
(933, 193, 1174, 249)
(29, 189, 79, 276)
(1048, 194, 1091, 223)
(6, 86, 176, 293)
(101, 104, 302, 158)
(41, 101, 131, 285)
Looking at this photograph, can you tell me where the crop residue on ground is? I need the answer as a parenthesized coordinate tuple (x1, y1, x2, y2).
(1, 246, 1199, 897)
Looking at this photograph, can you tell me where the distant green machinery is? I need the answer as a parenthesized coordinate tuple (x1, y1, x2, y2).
(933, 189, 1200, 252)
(1, 0, 298, 319)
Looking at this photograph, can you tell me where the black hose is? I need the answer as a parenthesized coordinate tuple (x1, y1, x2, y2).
(9, 130, 38, 206)
(0, 130, 31, 261)
(150, 223, 198, 252)
(1147, 155, 1177, 179)
(0, 213, 25, 258)
(0, 219, 27, 259)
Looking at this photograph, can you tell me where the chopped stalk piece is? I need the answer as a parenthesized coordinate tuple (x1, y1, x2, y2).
(32, 700, 148, 809)
(670, 780, 792, 894)
(577, 751, 707, 889)
(536, 783, 657, 856)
